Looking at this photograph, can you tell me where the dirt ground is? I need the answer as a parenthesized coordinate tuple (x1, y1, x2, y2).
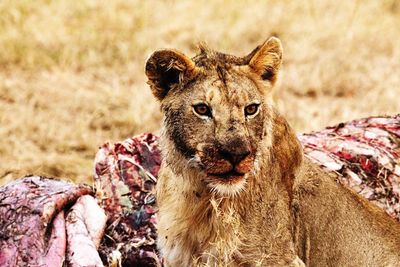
(1, 0, 399, 185)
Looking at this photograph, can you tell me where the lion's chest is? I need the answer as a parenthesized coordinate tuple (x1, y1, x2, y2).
(157, 194, 243, 266)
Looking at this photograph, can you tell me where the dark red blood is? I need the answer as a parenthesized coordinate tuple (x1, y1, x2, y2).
(0, 176, 92, 267)
(94, 133, 161, 267)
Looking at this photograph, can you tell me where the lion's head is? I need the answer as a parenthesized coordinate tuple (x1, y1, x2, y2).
(145, 37, 283, 195)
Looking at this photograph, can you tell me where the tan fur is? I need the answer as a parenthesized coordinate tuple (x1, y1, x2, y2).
(145, 37, 400, 266)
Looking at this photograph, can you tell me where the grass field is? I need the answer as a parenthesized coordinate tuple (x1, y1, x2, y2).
(1, 0, 399, 185)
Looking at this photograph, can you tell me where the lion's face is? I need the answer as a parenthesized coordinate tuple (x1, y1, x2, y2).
(145, 37, 282, 195)
(161, 69, 272, 194)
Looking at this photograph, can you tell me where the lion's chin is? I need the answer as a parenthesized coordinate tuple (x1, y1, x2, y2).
(205, 172, 248, 196)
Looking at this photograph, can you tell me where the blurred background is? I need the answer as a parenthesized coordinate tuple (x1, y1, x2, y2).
(0, 0, 399, 185)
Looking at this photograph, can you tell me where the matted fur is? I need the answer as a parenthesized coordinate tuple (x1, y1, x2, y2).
(146, 38, 400, 266)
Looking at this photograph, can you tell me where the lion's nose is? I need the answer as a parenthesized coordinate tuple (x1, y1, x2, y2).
(219, 139, 251, 165)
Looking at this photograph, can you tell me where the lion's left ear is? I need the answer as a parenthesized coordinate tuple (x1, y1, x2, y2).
(248, 37, 283, 85)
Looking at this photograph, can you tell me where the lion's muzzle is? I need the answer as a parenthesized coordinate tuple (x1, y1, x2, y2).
(198, 139, 255, 183)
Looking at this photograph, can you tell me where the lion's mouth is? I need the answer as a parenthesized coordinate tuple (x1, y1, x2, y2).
(207, 170, 246, 182)
(198, 149, 255, 186)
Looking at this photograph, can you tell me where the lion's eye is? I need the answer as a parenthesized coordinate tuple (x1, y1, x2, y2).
(245, 104, 259, 117)
(193, 104, 212, 117)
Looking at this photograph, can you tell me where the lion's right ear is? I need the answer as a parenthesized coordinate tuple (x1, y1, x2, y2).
(145, 49, 198, 101)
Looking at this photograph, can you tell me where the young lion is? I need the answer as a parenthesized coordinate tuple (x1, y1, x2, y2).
(145, 37, 400, 266)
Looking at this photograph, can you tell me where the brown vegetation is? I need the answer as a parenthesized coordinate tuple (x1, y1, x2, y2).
(0, 0, 399, 185)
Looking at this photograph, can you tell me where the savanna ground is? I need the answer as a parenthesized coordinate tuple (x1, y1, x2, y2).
(0, 0, 399, 185)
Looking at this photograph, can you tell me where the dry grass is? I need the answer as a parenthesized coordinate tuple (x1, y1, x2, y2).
(1, 0, 399, 185)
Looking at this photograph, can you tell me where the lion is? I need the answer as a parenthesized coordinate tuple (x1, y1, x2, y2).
(145, 37, 400, 266)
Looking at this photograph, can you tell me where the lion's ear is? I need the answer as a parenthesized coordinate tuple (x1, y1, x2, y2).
(145, 49, 198, 101)
(248, 37, 283, 85)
